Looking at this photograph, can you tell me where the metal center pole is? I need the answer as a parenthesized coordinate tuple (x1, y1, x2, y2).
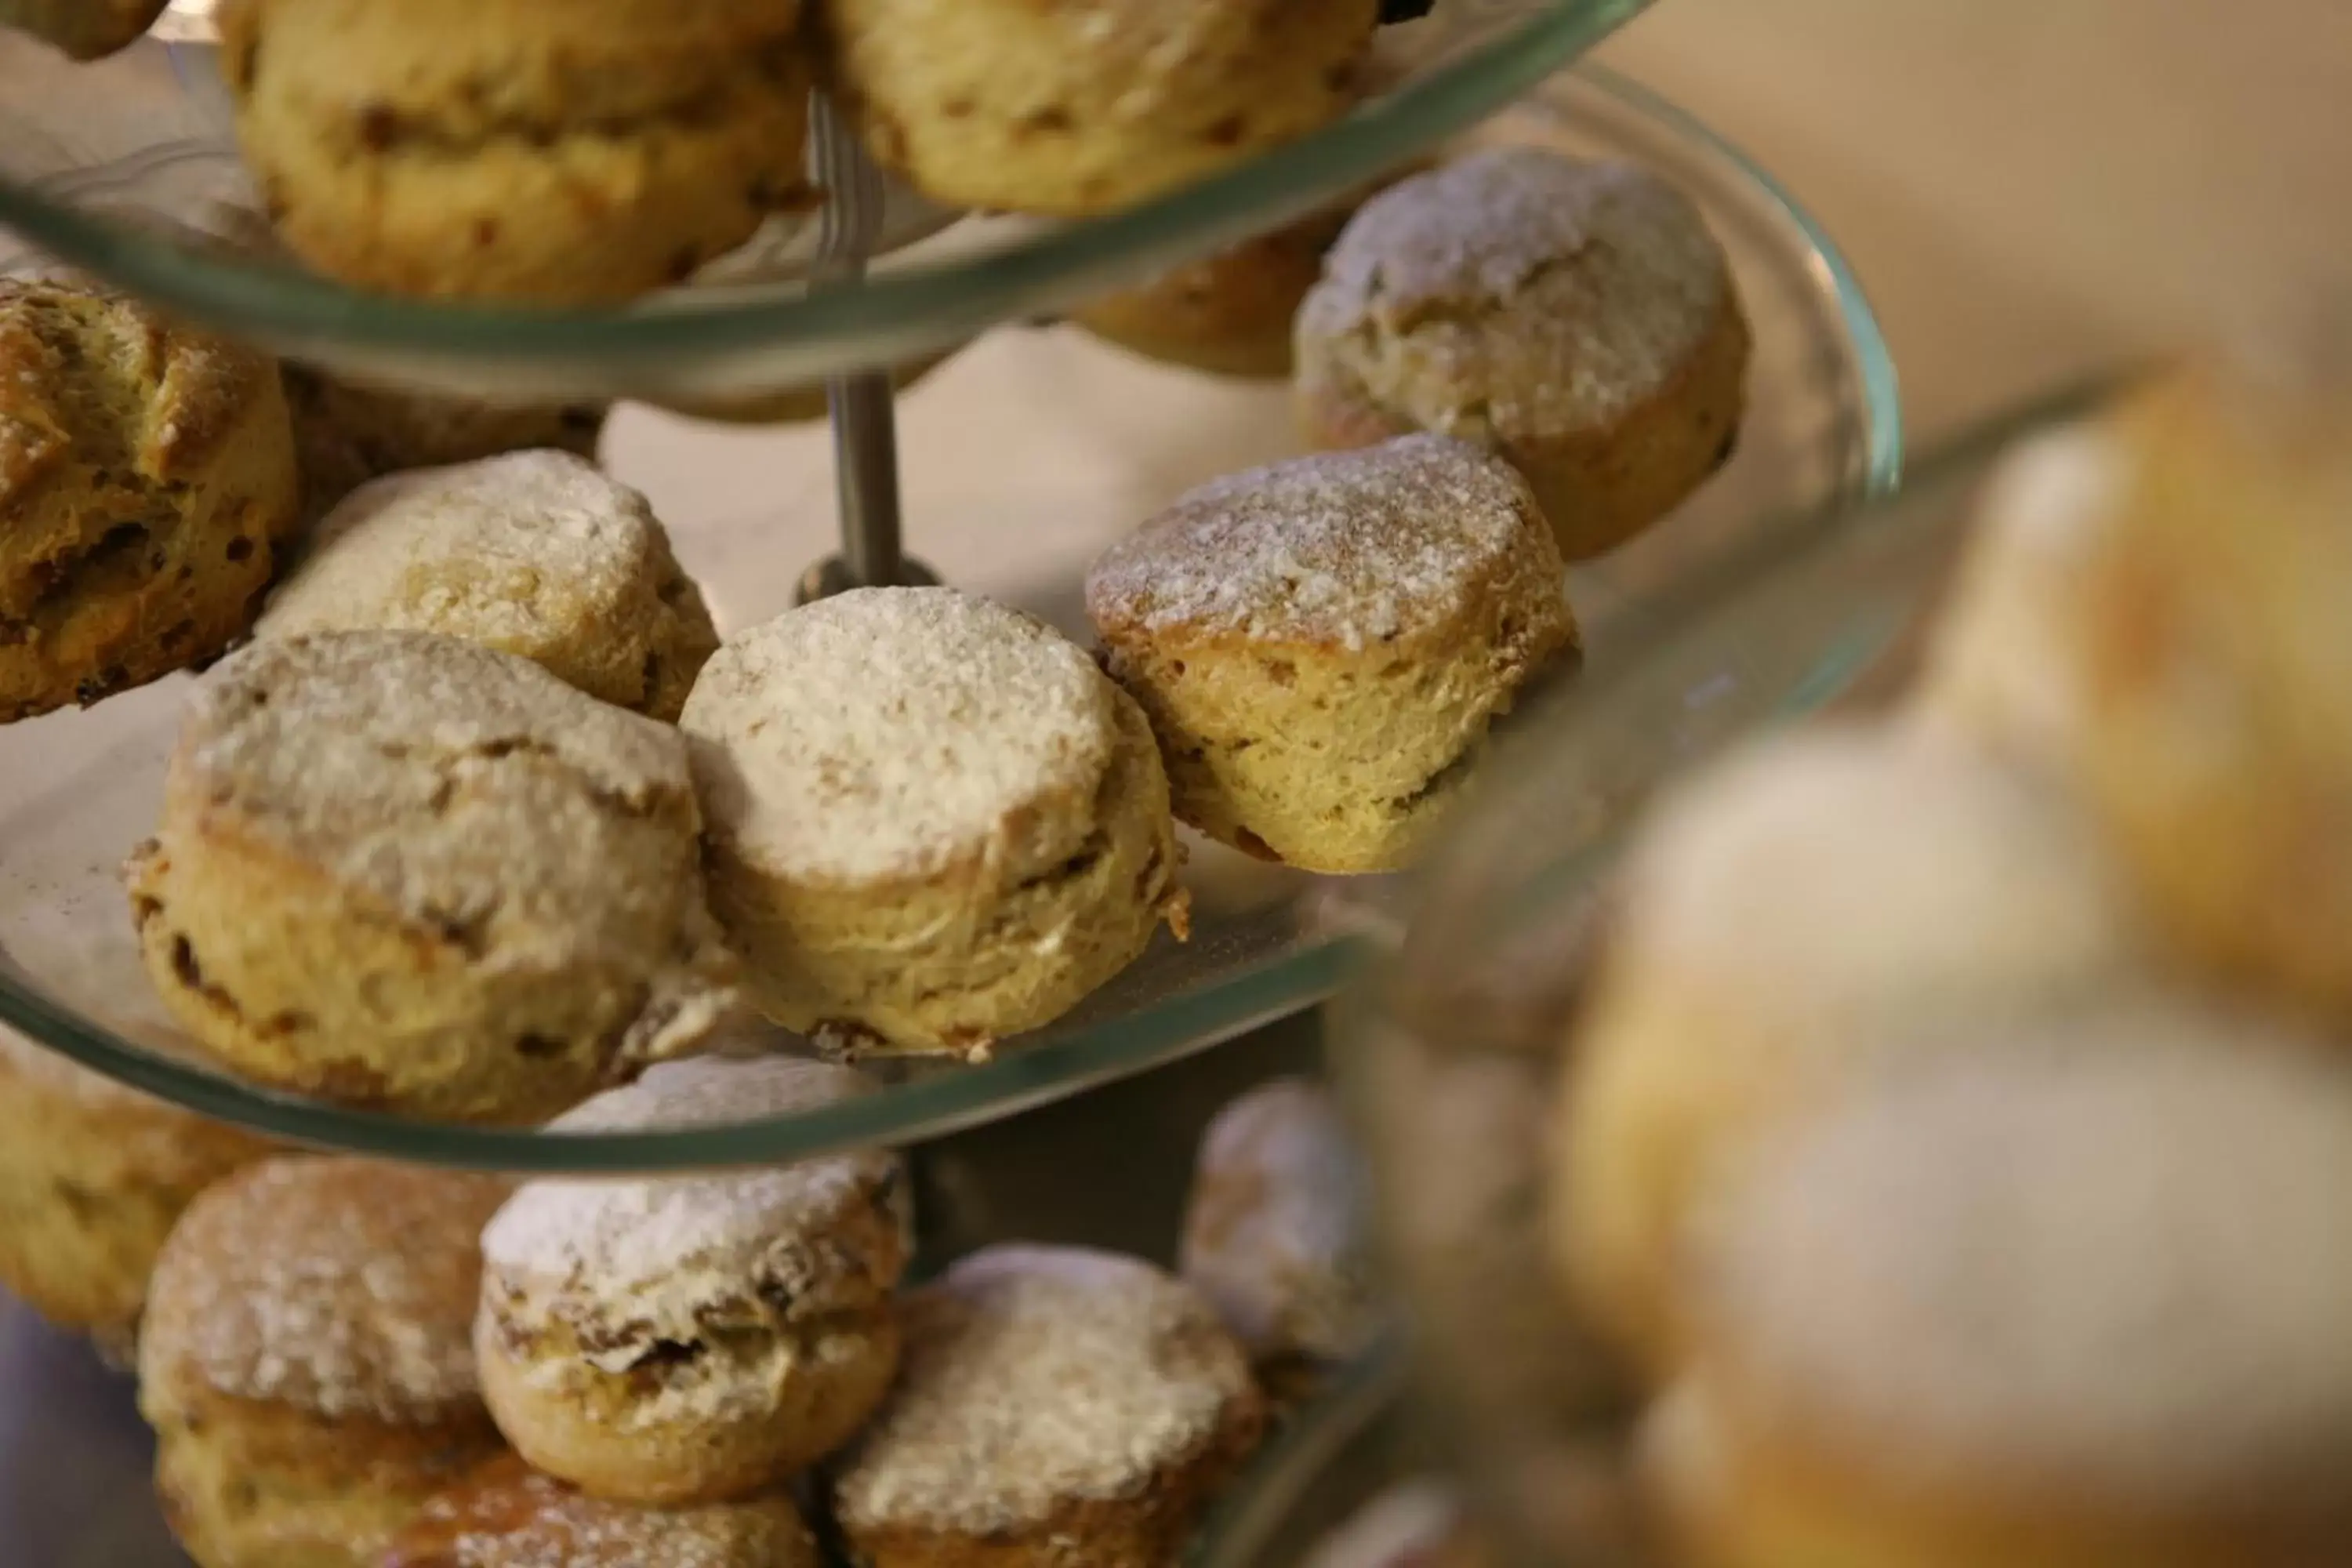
(800, 93, 932, 600)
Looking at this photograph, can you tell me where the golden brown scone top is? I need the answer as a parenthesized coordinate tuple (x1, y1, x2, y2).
(1297, 149, 1736, 437)
(384, 1454, 821, 1568)
(1087, 433, 1573, 655)
(831, 1244, 1261, 1537)
(167, 629, 717, 978)
(0, 281, 280, 557)
(140, 1156, 508, 1422)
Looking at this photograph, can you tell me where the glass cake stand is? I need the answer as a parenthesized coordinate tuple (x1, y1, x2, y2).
(2, 0, 1657, 403)
(0, 58, 1900, 1172)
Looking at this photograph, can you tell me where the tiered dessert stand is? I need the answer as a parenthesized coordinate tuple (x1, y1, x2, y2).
(0, 2, 1899, 1562)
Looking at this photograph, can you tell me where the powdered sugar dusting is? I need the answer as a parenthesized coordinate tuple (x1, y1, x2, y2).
(1708, 1019, 2352, 1504)
(680, 589, 1116, 884)
(258, 451, 666, 648)
(1087, 434, 1546, 651)
(141, 1156, 506, 1422)
(1300, 149, 1731, 428)
(833, 1244, 1256, 1534)
(483, 1056, 905, 1315)
(394, 1455, 817, 1568)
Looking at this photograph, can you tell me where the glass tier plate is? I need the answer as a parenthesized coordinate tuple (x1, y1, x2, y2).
(1334, 387, 2111, 1567)
(0, 66, 1900, 1174)
(0, 0, 1657, 402)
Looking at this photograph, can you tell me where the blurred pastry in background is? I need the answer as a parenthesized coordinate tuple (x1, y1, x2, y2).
(2056, 361, 2352, 1027)
(0, 280, 299, 722)
(281, 364, 605, 523)
(0, 1023, 274, 1363)
(1302, 1479, 1493, 1568)
(829, 1244, 1265, 1568)
(216, 0, 812, 302)
(257, 451, 719, 721)
(139, 1157, 510, 1568)
(1088, 434, 1577, 874)
(1181, 1077, 1383, 1404)
(126, 630, 739, 1122)
(1553, 724, 2138, 1368)
(1911, 421, 2129, 769)
(1296, 148, 1748, 560)
(682, 586, 1186, 1058)
(1650, 1011, 2352, 1568)
(818, 0, 1377, 216)
(0, 0, 169, 59)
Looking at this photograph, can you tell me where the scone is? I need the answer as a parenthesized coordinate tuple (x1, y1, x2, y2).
(125, 630, 740, 1123)
(384, 1454, 822, 1568)
(2056, 363, 2352, 1023)
(829, 1244, 1267, 1568)
(1553, 724, 2137, 1369)
(818, 0, 1377, 215)
(477, 1057, 909, 1505)
(0, 1022, 274, 1361)
(1181, 1078, 1382, 1394)
(1296, 149, 1750, 560)
(281, 363, 606, 522)
(0, 0, 167, 57)
(1087, 434, 1577, 873)
(1650, 1011, 2352, 1568)
(216, 0, 812, 302)
(681, 586, 1188, 1058)
(256, 451, 720, 721)
(0, 280, 299, 722)
(138, 1157, 511, 1568)
(1073, 192, 1374, 379)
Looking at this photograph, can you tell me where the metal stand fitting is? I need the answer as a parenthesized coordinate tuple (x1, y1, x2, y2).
(797, 93, 935, 602)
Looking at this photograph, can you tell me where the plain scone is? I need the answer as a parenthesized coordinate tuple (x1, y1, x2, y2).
(477, 1057, 910, 1505)
(256, 451, 720, 721)
(0, 280, 300, 722)
(0, 0, 167, 57)
(138, 1157, 511, 1568)
(1296, 148, 1750, 560)
(125, 630, 740, 1123)
(281, 363, 606, 523)
(383, 1454, 822, 1568)
(216, 0, 812, 302)
(1651, 1017, 2352, 1568)
(1088, 434, 1577, 874)
(829, 1244, 1266, 1568)
(1554, 724, 2138, 1368)
(0, 1022, 275, 1361)
(818, 0, 1377, 215)
(682, 586, 1188, 1058)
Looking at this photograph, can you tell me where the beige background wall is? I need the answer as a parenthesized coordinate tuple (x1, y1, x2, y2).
(1599, 0, 2352, 437)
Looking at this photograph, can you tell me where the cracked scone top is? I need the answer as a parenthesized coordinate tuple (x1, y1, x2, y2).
(476, 1055, 909, 1504)
(258, 451, 719, 720)
(126, 629, 739, 1123)
(481, 1057, 908, 1356)
(831, 1245, 1265, 1567)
